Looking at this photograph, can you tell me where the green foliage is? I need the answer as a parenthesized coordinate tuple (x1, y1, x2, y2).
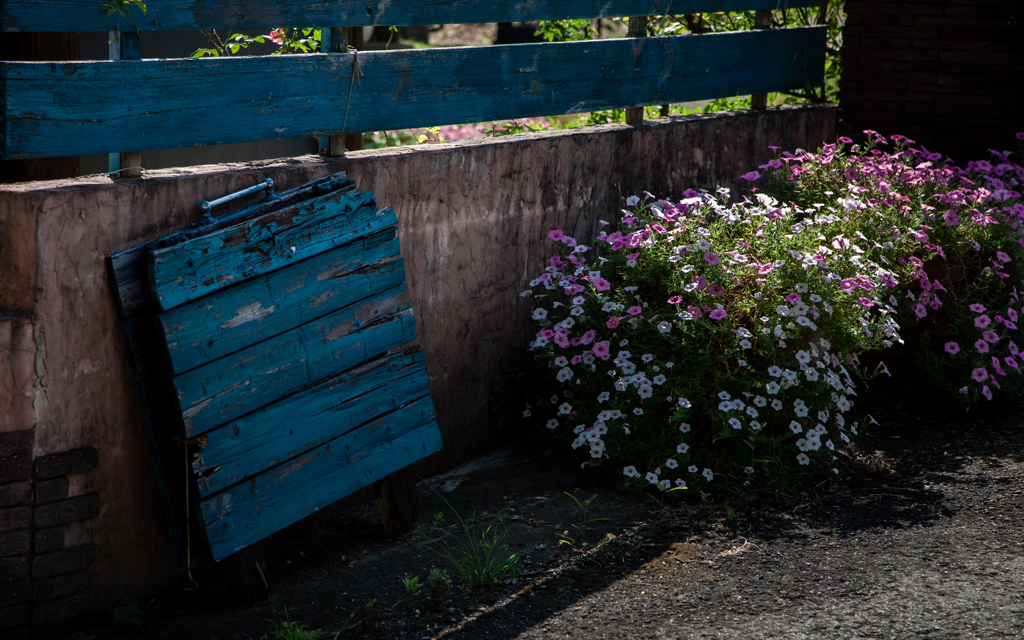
(109, 593, 143, 629)
(262, 605, 329, 640)
(193, 28, 321, 58)
(427, 568, 453, 594)
(401, 574, 422, 596)
(535, 19, 600, 42)
(524, 133, 1024, 498)
(97, 0, 147, 36)
(424, 485, 541, 590)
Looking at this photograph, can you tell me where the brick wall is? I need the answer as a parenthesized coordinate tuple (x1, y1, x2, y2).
(0, 426, 100, 637)
(838, 0, 1024, 161)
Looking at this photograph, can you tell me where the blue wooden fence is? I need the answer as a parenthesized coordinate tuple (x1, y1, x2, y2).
(0, 0, 826, 161)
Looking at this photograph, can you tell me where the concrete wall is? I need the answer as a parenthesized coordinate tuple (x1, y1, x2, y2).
(0, 105, 835, 623)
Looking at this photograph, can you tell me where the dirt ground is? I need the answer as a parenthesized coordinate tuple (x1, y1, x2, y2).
(59, 403, 1024, 640)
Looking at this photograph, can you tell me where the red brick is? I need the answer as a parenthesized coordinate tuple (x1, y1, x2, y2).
(0, 579, 30, 607)
(852, 36, 915, 50)
(32, 544, 97, 578)
(848, 90, 936, 103)
(938, 51, 1021, 66)
(0, 604, 29, 631)
(935, 28, 1024, 42)
(0, 507, 30, 533)
(31, 591, 93, 627)
(33, 477, 68, 505)
(33, 570, 87, 602)
(860, 13, 916, 27)
(0, 556, 29, 581)
(0, 482, 31, 508)
(0, 456, 32, 484)
(839, 69, 937, 84)
(0, 530, 30, 557)
(904, 103, 1003, 119)
(32, 494, 99, 529)
(33, 527, 64, 554)
(915, 38, 1016, 53)
(32, 447, 98, 480)
(845, 2, 945, 16)
(936, 93, 1010, 107)
(845, 47, 940, 62)
(845, 25, 939, 39)
(944, 3, 1016, 16)
(915, 16, 1013, 30)
(0, 431, 33, 460)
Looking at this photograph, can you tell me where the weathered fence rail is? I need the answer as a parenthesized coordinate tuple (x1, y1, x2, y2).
(0, 0, 825, 161)
(0, 28, 824, 159)
(1, 0, 822, 32)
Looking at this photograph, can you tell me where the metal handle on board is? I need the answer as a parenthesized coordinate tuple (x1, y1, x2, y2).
(199, 178, 276, 224)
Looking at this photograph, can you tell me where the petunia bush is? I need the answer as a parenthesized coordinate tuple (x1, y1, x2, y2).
(522, 131, 1024, 497)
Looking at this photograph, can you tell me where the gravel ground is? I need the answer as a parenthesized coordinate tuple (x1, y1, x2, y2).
(66, 405, 1024, 640)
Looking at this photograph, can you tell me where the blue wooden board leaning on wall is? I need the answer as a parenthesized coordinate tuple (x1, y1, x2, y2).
(108, 172, 443, 561)
(0, 28, 825, 159)
(0, 0, 825, 32)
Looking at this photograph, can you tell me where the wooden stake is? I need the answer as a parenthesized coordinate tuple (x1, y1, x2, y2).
(373, 466, 420, 537)
(624, 17, 648, 126)
(318, 27, 364, 156)
(750, 10, 772, 110)
(108, 30, 142, 178)
(221, 541, 271, 605)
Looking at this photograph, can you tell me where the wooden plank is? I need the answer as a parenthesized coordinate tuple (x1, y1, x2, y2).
(199, 395, 442, 561)
(0, 28, 826, 160)
(107, 248, 150, 318)
(159, 230, 401, 375)
(174, 284, 416, 437)
(147, 189, 388, 312)
(2, 0, 826, 33)
(105, 173, 355, 317)
(193, 350, 429, 497)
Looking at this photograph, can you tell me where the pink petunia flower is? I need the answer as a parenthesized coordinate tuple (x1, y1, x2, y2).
(708, 283, 725, 297)
(580, 330, 596, 345)
(548, 229, 565, 242)
(971, 367, 989, 382)
(992, 356, 1007, 377)
(785, 292, 802, 303)
(982, 385, 993, 401)
(741, 171, 761, 181)
(709, 309, 727, 320)
(667, 295, 683, 304)
(858, 297, 875, 308)
(592, 276, 611, 291)
(943, 211, 960, 226)
(627, 306, 642, 316)
(592, 341, 610, 358)
(975, 339, 990, 353)
(975, 314, 992, 328)
(983, 330, 1000, 344)
(996, 251, 1011, 263)
(969, 303, 987, 313)
(1004, 356, 1020, 372)
(704, 252, 719, 266)
(912, 302, 927, 318)
(606, 317, 621, 329)
(944, 341, 960, 355)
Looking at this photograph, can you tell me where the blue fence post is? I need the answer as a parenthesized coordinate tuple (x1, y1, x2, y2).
(624, 16, 648, 126)
(751, 10, 772, 110)
(318, 27, 348, 157)
(107, 29, 142, 178)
